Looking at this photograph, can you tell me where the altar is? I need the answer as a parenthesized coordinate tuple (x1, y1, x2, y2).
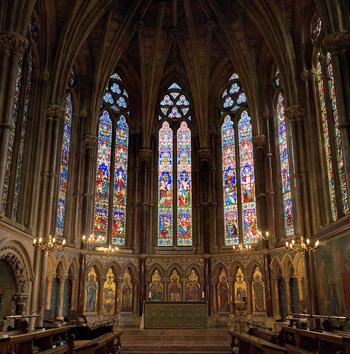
(144, 301, 208, 328)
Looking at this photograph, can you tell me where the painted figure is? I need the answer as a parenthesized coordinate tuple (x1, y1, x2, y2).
(121, 269, 132, 312)
(168, 269, 182, 301)
(252, 267, 265, 312)
(186, 269, 200, 301)
(103, 268, 116, 315)
(86, 271, 98, 312)
(149, 269, 163, 301)
(217, 269, 229, 311)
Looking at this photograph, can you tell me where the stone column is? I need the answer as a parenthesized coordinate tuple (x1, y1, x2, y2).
(139, 149, 152, 254)
(296, 275, 304, 312)
(72, 111, 87, 247)
(139, 256, 146, 315)
(204, 256, 210, 314)
(272, 277, 281, 319)
(246, 278, 252, 315)
(56, 276, 66, 321)
(45, 275, 53, 310)
(98, 277, 106, 317)
(283, 276, 292, 314)
(78, 135, 97, 314)
(262, 240, 273, 317)
(211, 280, 217, 315)
(210, 128, 218, 253)
(182, 279, 186, 301)
(323, 32, 350, 212)
(195, 168, 202, 252)
(228, 277, 234, 314)
(0, 32, 28, 203)
(164, 279, 169, 301)
(198, 149, 211, 253)
(70, 277, 77, 310)
(14, 295, 28, 330)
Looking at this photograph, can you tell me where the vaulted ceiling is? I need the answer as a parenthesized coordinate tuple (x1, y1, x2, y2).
(29, 0, 316, 146)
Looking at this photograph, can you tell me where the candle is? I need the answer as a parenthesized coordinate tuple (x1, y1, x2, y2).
(202, 291, 205, 298)
(149, 291, 151, 298)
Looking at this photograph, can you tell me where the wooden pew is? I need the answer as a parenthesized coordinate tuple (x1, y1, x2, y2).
(74, 330, 122, 354)
(230, 330, 287, 354)
(0, 326, 73, 354)
(280, 325, 350, 354)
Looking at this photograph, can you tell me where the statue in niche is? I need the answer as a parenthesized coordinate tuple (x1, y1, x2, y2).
(234, 268, 247, 315)
(252, 267, 265, 312)
(149, 269, 163, 301)
(121, 269, 132, 312)
(217, 269, 229, 311)
(85, 267, 98, 312)
(168, 269, 182, 301)
(186, 269, 200, 301)
(103, 268, 116, 315)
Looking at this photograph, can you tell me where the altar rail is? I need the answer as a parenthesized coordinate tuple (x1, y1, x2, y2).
(144, 301, 207, 328)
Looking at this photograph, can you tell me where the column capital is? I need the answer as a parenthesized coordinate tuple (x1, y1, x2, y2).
(301, 69, 316, 81)
(13, 294, 29, 305)
(285, 104, 305, 122)
(83, 135, 98, 149)
(252, 135, 266, 148)
(134, 20, 144, 33)
(206, 18, 216, 31)
(197, 148, 211, 162)
(0, 31, 28, 55)
(74, 110, 87, 120)
(139, 148, 152, 162)
(169, 26, 180, 39)
(262, 109, 273, 119)
(323, 31, 350, 54)
(45, 104, 65, 121)
(33, 69, 50, 81)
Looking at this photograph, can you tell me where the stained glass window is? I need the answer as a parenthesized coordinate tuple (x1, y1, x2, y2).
(326, 53, 349, 213)
(56, 93, 73, 236)
(317, 58, 337, 219)
(314, 16, 349, 218)
(222, 116, 239, 245)
(158, 83, 192, 247)
(239, 111, 256, 243)
(158, 122, 173, 246)
(93, 73, 130, 245)
(93, 110, 112, 242)
(113, 115, 129, 245)
(177, 122, 192, 246)
(277, 93, 294, 236)
(221, 73, 256, 245)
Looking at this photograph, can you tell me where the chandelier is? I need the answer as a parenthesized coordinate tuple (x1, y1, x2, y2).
(256, 230, 269, 242)
(95, 245, 119, 255)
(233, 243, 252, 253)
(82, 234, 106, 245)
(33, 235, 66, 253)
(285, 236, 320, 253)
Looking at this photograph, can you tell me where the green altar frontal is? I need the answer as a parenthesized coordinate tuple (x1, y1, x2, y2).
(144, 301, 208, 328)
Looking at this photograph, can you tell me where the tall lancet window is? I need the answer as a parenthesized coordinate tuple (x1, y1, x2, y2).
(93, 73, 129, 246)
(2, 19, 36, 219)
(158, 83, 192, 247)
(55, 91, 73, 236)
(276, 91, 294, 236)
(313, 17, 349, 219)
(221, 73, 257, 246)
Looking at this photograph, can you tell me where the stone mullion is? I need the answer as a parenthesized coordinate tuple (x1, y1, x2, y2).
(323, 32, 350, 214)
(72, 111, 87, 247)
(78, 135, 97, 314)
(0, 32, 28, 209)
(109, 122, 117, 246)
(210, 129, 218, 253)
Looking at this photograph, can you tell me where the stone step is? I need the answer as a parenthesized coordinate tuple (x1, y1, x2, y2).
(122, 334, 230, 342)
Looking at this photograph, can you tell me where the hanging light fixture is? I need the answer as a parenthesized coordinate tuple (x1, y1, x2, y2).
(33, 235, 66, 253)
(285, 236, 321, 253)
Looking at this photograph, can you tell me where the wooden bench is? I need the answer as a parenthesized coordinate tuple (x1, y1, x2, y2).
(230, 330, 287, 354)
(0, 326, 73, 354)
(73, 330, 122, 354)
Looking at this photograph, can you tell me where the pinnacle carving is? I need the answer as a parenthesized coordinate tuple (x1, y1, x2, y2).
(285, 104, 305, 121)
(197, 149, 211, 162)
(139, 148, 153, 162)
(0, 31, 28, 55)
(169, 26, 180, 39)
(323, 31, 350, 54)
(206, 19, 216, 31)
(134, 20, 144, 33)
(301, 69, 316, 81)
(83, 135, 98, 148)
(45, 104, 64, 121)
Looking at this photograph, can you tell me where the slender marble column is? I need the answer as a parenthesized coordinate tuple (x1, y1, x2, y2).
(45, 275, 53, 310)
(246, 278, 252, 315)
(284, 276, 292, 314)
(98, 277, 106, 317)
(0, 32, 28, 203)
(272, 277, 281, 319)
(70, 277, 77, 310)
(56, 276, 66, 321)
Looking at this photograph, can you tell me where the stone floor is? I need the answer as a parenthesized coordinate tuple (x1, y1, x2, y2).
(120, 328, 232, 354)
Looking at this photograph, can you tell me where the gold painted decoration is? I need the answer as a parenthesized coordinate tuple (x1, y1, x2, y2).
(217, 269, 229, 311)
(149, 269, 163, 300)
(121, 269, 132, 312)
(103, 268, 116, 315)
(186, 269, 200, 301)
(85, 267, 98, 312)
(234, 268, 247, 303)
(252, 267, 265, 312)
(168, 269, 182, 301)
